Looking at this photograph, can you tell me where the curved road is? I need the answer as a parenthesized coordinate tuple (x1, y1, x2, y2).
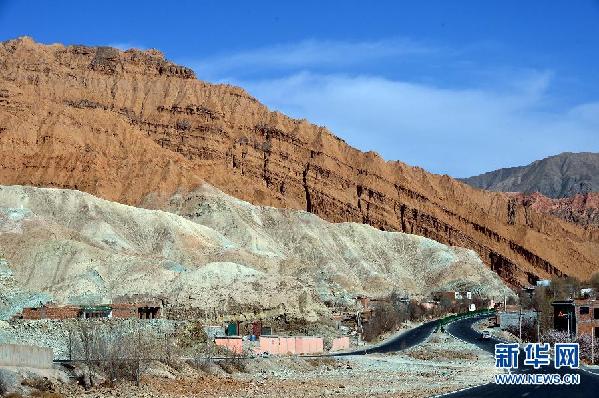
(335, 319, 439, 356)
(444, 314, 599, 398)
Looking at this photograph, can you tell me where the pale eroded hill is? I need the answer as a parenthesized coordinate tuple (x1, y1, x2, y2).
(0, 184, 513, 320)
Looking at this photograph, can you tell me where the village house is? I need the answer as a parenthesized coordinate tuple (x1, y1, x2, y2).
(433, 290, 472, 303)
(21, 304, 80, 320)
(257, 335, 324, 355)
(573, 299, 599, 339)
(495, 304, 538, 330)
(536, 279, 551, 287)
(580, 288, 596, 298)
(551, 299, 599, 339)
(18, 301, 163, 320)
(214, 336, 243, 354)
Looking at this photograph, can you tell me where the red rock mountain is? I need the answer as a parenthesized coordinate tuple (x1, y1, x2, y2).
(1, 37, 598, 287)
(510, 192, 599, 228)
(461, 152, 599, 228)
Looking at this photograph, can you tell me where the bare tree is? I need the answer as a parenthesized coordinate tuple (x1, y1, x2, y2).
(70, 321, 165, 387)
(588, 272, 599, 291)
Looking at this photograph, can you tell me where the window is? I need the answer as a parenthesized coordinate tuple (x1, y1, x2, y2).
(594, 308, 599, 320)
(580, 306, 590, 315)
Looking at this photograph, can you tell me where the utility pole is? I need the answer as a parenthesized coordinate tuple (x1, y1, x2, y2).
(356, 311, 363, 346)
(535, 309, 541, 342)
(519, 306, 523, 341)
(593, 326, 595, 366)
(68, 328, 72, 361)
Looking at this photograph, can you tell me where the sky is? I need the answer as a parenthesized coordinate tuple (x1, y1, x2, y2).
(1, 1, 598, 177)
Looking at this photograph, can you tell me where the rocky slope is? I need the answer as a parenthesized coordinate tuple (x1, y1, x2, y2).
(461, 152, 599, 198)
(1, 37, 598, 287)
(509, 192, 599, 228)
(461, 153, 599, 227)
(0, 184, 513, 320)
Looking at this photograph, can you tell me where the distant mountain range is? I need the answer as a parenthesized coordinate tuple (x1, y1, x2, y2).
(461, 152, 599, 198)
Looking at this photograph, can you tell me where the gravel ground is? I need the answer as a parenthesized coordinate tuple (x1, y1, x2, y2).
(55, 330, 498, 398)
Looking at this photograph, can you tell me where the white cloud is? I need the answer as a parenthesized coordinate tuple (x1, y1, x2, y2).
(185, 39, 599, 177)
(233, 71, 599, 177)
(190, 38, 435, 79)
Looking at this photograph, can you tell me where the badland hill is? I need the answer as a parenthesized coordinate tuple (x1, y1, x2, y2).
(0, 184, 513, 320)
(1, 37, 598, 288)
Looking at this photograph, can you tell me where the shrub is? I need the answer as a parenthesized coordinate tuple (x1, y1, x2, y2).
(362, 302, 403, 342)
(589, 272, 599, 291)
(187, 357, 214, 373)
(69, 321, 165, 387)
(218, 356, 246, 374)
(506, 319, 537, 342)
(175, 119, 190, 131)
(21, 377, 53, 392)
(31, 393, 65, 398)
(541, 329, 571, 344)
(176, 321, 208, 350)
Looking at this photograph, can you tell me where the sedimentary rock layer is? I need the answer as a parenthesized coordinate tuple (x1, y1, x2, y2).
(1, 37, 598, 287)
(509, 192, 599, 228)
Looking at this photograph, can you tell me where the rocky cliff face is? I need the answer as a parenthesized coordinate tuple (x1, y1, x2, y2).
(1, 37, 598, 287)
(510, 192, 599, 228)
(461, 152, 599, 228)
(461, 152, 599, 198)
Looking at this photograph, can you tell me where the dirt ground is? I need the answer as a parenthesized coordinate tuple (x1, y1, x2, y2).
(54, 331, 498, 398)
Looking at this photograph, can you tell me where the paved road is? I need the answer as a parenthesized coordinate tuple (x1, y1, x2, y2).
(335, 319, 439, 356)
(444, 314, 599, 398)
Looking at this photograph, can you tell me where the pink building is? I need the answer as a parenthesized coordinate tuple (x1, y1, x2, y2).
(215, 336, 243, 354)
(330, 336, 350, 351)
(295, 336, 323, 354)
(258, 336, 324, 355)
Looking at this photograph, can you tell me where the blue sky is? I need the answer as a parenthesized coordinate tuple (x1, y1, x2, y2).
(1, 1, 598, 177)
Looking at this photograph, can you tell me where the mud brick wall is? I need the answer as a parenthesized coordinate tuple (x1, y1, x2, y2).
(111, 304, 138, 319)
(22, 306, 80, 320)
